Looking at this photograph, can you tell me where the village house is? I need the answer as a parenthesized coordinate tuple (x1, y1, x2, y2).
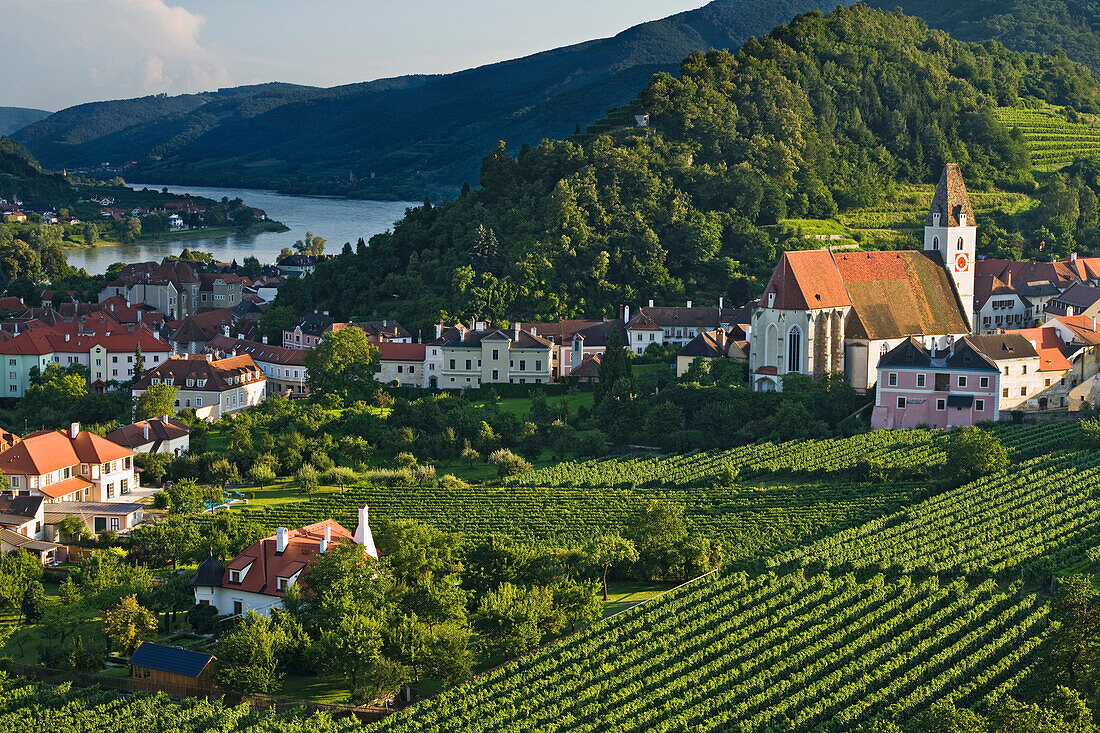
(0, 493, 61, 563)
(871, 337, 1000, 430)
(377, 342, 427, 387)
(191, 506, 378, 617)
(517, 319, 627, 380)
(283, 312, 337, 349)
(0, 423, 137, 503)
(432, 322, 553, 388)
(625, 302, 749, 356)
(969, 332, 1070, 412)
(354, 320, 413, 343)
(1043, 282, 1100, 323)
(750, 164, 975, 393)
(207, 335, 308, 396)
(197, 273, 242, 310)
(100, 261, 209, 320)
(107, 417, 190, 457)
(43, 501, 145, 537)
(132, 354, 267, 422)
(1047, 315, 1100, 408)
(276, 253, 334, 278)
(168, 308, 237, 354)
(974, 272, 1033, 333)
(676, 326, 750, 377)
(0, 326, 171, 397)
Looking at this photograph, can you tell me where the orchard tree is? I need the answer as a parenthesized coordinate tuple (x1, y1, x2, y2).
(167, 478, 203, 514)
(588, 534, 639, 601)
(944, 427, 1008, 485)
(102, 594, 158, 653)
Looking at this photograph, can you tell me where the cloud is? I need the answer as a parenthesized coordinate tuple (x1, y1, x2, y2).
(0, 0, 231, 109)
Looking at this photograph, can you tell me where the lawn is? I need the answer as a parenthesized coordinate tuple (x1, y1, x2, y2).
(601, 580, 671, 618)
(475, 392, 595, 418)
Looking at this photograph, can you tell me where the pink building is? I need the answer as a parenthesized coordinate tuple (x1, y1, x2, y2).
(872, 337, 1000, 430)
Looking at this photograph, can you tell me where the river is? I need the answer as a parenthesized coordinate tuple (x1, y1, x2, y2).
(63, 183, 419, 275)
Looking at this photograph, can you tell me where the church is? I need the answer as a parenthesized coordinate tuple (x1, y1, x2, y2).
(749, 164, 976, 393)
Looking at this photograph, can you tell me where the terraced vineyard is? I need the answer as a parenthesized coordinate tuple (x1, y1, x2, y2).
(995, 104, 1100, 170)
(365, 445, 1096, 733)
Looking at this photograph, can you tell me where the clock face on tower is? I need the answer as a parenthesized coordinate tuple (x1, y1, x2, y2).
(955, 252, 969, 272)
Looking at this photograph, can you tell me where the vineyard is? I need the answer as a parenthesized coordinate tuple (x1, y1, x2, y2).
(995, 104, 1100, 170)
(364, 442, 1096, 733)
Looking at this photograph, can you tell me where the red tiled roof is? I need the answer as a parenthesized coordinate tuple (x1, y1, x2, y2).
(132, 354, 265, 392)
(0, 429, 132, 477)
(1005, 327, 1073, 371)
(377, 342, 426, 361)
(221, 520, 356, 597)
(107, 418, 189, 449)
(207, 335, 306, 366)
(39, 476, 95, 500)
(1056, 315, 1100, 346)
(761, 250, 851, 310)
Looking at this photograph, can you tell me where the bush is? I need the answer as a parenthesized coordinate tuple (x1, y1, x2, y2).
(295, 463, 320, 493)
(394, 451, 418, 469)
(1080, 417, 1100, 449)
(152, 491, 169, 510)
(489, 449, 532, 477)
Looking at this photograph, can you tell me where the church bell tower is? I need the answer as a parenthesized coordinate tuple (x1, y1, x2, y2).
(924, 163, 976, 329)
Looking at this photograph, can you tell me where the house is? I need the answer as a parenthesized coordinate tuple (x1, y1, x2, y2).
(351, 320, 413, 343)
(43, 501, 145, 537)
(1048, 315, 1100, 408)
(377, 342, 427, 387)
(969, 333, 1069, 412)
(625, 302, 749, 356)
(676, 326, 750, 377)
(276, 253, 334, 277)
(190, 505, 378, 617)
(132, 354, 267, 422)
(0, 493, 45, 541)
(282, 312, 336, 349)
(207, 335, 308, 396)
(168, 214, 184, 230)
(974, 272, 1033, 333)
(197, 273, 242, 310)
(0, 423, 137, 503)
(750, 164, 975, 393)
(129, 642, 216, 697)
(569, 353, 602, 383)
(107, 417, 190, 457)
(871, 337, 999, 430)
(100, 261, 204, 320)
(168, 308, 237, 354)
(3, 212, 26, 223)
(517, 319, 626, 379)
(0, 525, 64, 563)
(1044, 283, 1100, 323)
(432, 322, 553, 388)
(0, 326, 171, 396)
(634, 109, 650, 127)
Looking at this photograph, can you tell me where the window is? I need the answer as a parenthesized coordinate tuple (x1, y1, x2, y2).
(932, 236, 939, 250)
(1021, 387, 1027, 396)
(1045, 378, 1051, 387)
(980, 377, 989, 388)
(112, 356, 118, 363)
(277, 577, 289, 592)
(233, 601, 243, 616)
(935, 373, 950, 391)
(1003, 387, 1009, 398)
(916, 374, 926, 388)
(196, 397, 202, 407)
(957, 237, 964, 251)
(492, 369, 499, 380)
(229, 570, 241, 583)
(535, 360, 542, 371)
(1022, 365, 1027, 374)
(976, 399, 985, 411)
(465, 360, 472, 371)
(787, 326, 802, 374)
(897, 397, 906, 409)
(409, 366, 415, 374)
(63, 467, 70, 479)
(397, 365, 403, 373)
(1003, 366, 1009, 376)
(492, 349, 499, 360)
(8, 476, 17, 488)
(888, 372, 897, 387)
(637, 334, 643, 342)
(106, 483, 115, 499)
(936, 399, 946, 411)
(519, 360, 527, 371)
(649, 333, 655, 341)
(120, 479, 128, 494)
(958, 376, 967, 388)
(7, 359, 12, 366)
(109, 517, 120, 531)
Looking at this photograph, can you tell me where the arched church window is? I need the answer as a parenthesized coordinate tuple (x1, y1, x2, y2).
(957, 237, 964, 251)
(787, 326, 802, 373)
(932, 236, 939, 250)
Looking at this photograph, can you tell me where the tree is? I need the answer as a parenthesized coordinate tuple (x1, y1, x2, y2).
(587, 534, 639, 601)
(424, 622, 473, 686)
(102, 594, 158, 654)
(295, 463, 320, 493)
(312, 610, 385, 692)
(20, 580, 46, 623)
(258, 305, 297, 343)
(133, 342, 144, 379)
(57, 515, 92, 544)
(488, 448, 531, 477)
(0, 238, 42, 281)
(131, 518, 200, 570)
(944, 427, 1008, 485)
(553, 580, 603, 632)
(293, 231, 326, 256)
(303, 326, 380, 400)
(1051, 574, 1100, 685)
(596, 328, 632, 400)
(134, 452, 168, 487)
(248, 463, 276, 489)
(121, 216, 141, 242)
(134, 384, 178, 421)
(472, 583, 558, 660)
(167, 478, 203, 514)
(376, 520, 461, 586)
(83, 223, 98, 246)
(215, 611, 283, 693)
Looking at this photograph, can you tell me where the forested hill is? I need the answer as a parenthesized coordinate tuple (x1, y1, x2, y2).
(866, 0, 1100, 78)
(0, 107, 50, 137)
(13, 0, 855, 199)
(0, 137, 72, 207)
(272, 5, 1100, 336)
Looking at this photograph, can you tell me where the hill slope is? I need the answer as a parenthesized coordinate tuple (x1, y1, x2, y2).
(12, 0, 855, 198)
(0, 137, 73, 207)
(867, 0, 1100, 79)
(0, 107, 50, 136)
(272, 5, 1100, 335)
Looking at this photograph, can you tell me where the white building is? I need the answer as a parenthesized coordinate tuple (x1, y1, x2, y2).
(132, 354, 266, 422)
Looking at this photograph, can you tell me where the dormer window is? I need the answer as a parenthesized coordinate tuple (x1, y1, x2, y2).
(277, 577, 289, 592)
(186, 379, 194, 387)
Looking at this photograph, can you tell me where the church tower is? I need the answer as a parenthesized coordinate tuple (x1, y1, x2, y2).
(924, 163, 976, 329)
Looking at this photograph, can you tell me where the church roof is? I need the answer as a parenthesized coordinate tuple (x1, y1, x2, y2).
(926, 163, 975, 227)
(760, 249, 851, 310)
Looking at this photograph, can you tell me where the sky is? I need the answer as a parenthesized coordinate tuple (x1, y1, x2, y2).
(1, 0, 708, 112)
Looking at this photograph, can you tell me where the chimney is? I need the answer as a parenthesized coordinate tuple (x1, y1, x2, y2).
(648, 299, 654, 308)
(1005, 271, 1011, 288)
(435, 322, 443, 339)
(142, 422, 149, 441)
(1092, 317, 1097, 332)
(65, 334, 70, 342)
(687, 300, 692, 309)
(383, 319, 387, 327)
(719, 297, 724, 309)
(1071, 252, 1078, 263)
(353, 505, 379, 558)
(161, 414, 170, 424)
(276, 527, 288, 553)
(261, 335, 268, 344)
(320, 525, 331, 553)
(470, 318, 476, 331)
(69, 422, 79, 439)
